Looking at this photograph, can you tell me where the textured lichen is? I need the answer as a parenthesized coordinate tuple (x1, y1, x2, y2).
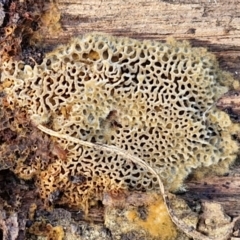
(0, 33, 239, 209)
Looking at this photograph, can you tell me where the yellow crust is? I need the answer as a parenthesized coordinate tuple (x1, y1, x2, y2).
(1, 33, 239, 209)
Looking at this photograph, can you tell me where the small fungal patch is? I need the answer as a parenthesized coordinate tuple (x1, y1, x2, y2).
(125, 198, 178, 239)
(0, 33, 239, 210)
(28, 222, 64, 240)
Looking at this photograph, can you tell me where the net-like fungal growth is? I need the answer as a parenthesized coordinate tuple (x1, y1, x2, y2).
(1, 33, 239, 209)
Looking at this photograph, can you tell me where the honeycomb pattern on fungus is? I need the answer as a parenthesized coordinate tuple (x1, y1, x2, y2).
(1, 33, 239, 209)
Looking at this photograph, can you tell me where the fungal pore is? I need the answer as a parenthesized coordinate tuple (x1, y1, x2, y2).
(0, 33, 239, 209)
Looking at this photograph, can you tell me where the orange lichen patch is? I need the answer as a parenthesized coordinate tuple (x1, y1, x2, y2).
(28, 222, 64, 240)
(28, 222, 48, 237)
(126, 198, 177, 239)
(48, 225, 64, 240)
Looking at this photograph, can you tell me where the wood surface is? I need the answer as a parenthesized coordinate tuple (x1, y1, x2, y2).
(52, 0, 240, 81)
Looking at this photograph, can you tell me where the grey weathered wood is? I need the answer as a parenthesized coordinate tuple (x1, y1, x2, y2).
(48, 0, 240, 81)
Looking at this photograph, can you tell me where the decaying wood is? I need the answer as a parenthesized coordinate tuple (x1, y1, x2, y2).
(217, 90, 240, 121)
(184, 172, 240, 217)
(53, 0, 240, 81)
(1, 0, 240, 239)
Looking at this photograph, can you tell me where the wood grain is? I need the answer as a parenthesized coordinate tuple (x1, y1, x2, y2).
(49, 0, 240, 80)
(184, 174, 240, 217)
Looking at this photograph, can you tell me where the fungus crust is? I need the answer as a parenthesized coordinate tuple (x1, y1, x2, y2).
(126, 198, 177, 239)
(0, 33, 239, 209)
